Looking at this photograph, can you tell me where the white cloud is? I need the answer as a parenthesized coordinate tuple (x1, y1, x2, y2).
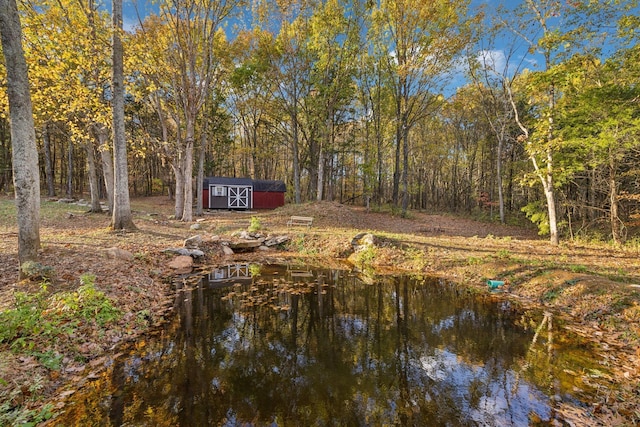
(476, 49, 507, 75)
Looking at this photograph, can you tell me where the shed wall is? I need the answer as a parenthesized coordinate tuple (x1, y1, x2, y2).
(253, 191, 285, 209)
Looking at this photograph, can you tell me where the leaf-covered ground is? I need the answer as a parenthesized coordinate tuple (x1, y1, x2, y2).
(1, 196, 639, 425)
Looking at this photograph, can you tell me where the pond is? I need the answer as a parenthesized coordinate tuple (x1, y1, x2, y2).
(56, 264, 602, 426)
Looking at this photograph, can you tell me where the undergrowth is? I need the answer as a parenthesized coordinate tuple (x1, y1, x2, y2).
(0, 273, 120, 425)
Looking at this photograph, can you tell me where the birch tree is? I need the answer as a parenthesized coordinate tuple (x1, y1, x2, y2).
(500, 0, 629, 244)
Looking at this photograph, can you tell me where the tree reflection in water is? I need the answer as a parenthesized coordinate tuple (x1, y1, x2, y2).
(58, 265, 596, 426)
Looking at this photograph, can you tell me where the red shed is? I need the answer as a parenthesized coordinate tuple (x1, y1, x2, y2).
(252, 179, 287, 209)
(202, 177, 286, 210)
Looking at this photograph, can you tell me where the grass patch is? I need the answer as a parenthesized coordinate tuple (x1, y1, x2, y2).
(569, 264, 588, 273)
(467, 256, 483, 266)
(404, 247, 429, 270)
(351, 245, 378, 270)
(495, 248, 511, 259)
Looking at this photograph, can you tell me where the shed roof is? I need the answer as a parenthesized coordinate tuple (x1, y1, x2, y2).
(204, 176, 253, 187)
(253, 179, 286, 192)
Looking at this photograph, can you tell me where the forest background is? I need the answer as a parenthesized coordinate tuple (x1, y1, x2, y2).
(1, 1, 640, 424)
(0, 0, 639, 245)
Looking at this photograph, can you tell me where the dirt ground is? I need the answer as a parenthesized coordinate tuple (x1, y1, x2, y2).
(1, 196, 639, 425)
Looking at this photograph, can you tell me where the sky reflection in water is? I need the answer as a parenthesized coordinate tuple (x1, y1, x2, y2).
(59, 264, 595, 426)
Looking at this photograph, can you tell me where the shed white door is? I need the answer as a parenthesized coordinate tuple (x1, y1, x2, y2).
(228, 186, 251, 209)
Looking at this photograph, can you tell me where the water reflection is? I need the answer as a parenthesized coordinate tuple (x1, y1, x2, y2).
(58, 265, 595, 426)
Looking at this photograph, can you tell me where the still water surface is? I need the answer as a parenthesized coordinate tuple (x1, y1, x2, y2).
(58, 264, 599, 426)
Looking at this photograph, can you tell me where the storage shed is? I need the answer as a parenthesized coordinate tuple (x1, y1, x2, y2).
(202, 177, 286, 210)
(252, 179, 287, 209)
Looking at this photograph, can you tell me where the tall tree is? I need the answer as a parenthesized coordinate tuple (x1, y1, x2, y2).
(468, 40, 523, 224)
(160, 0, 239, 221)
(270, 13, 314, 204)
(372, 0, 474, 216)
(22, 0, 113, 210)
(307, 0, 359, 201)
(500, 0, 629, 244)
(227, 29, 274, 180)
(358, 43, 394, 207)
(558, 53, 640, 244)
(110, 0, 136, 229)
(0, 0, 41, 267)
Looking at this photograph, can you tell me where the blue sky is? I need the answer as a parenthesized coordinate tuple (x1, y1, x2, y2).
(117, 0, 525, 97)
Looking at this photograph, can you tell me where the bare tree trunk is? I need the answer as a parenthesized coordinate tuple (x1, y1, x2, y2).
(43, 123, 55, 197)
(85, 140, 102, 212)
(94, 125, 114, 215)
(173, 161, 185, 219)
(110, 0, 135, 230)
(181, 120, 195, 222)
(609, 155, 621, 244)
(497, 135, 505, 224)
(66, 139, 74, 198)
(316, 147, 324, 202)
(196, 125, 206, 216)
(0, 0, 41, 267)
(292, 107, 302, 204)
(401, 125, 409, 216)
(392, 96, 401, 206)
(508, 85, 558, 245)
(543, 161, 559, 245)
(545, 83, 559, 246)
(317, 113, 331, 202)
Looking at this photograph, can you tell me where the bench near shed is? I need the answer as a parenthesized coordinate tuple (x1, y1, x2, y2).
(287, 215, 313, 227)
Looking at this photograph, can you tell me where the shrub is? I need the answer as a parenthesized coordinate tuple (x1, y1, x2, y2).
(248, 216, 262, 233)
(0, 275, 121, 352)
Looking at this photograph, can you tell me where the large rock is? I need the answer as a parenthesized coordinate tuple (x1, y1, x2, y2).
(164, 247, 205, 258)
(222, 245, 234, 256)
(238, 231, 264, 240)
(104, 247, 134, 261)
(228, 240, 262, 250)
(168, 255, 193, 274)
(351, 233, 377, 251)
(184, 235, 202, 249)
(264, 235, 290, 247)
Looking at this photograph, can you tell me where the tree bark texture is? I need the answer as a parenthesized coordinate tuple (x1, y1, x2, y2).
(0, 0, 41, 266)
(94, 124, 114, 215)
(43, 123, 56, 197)
(196, 125, 206, 216)
(110, 0, 135, 230)
(85, 140, 102, 212)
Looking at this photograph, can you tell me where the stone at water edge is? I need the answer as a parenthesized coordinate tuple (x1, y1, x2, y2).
(184, 235, 203, 249)
(351, 233, 377, 251)
(164, 247, 205, 258)
(228, 240, 262, 249)
(222, 246, 234, 256)
(264, 235, 291, 247)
